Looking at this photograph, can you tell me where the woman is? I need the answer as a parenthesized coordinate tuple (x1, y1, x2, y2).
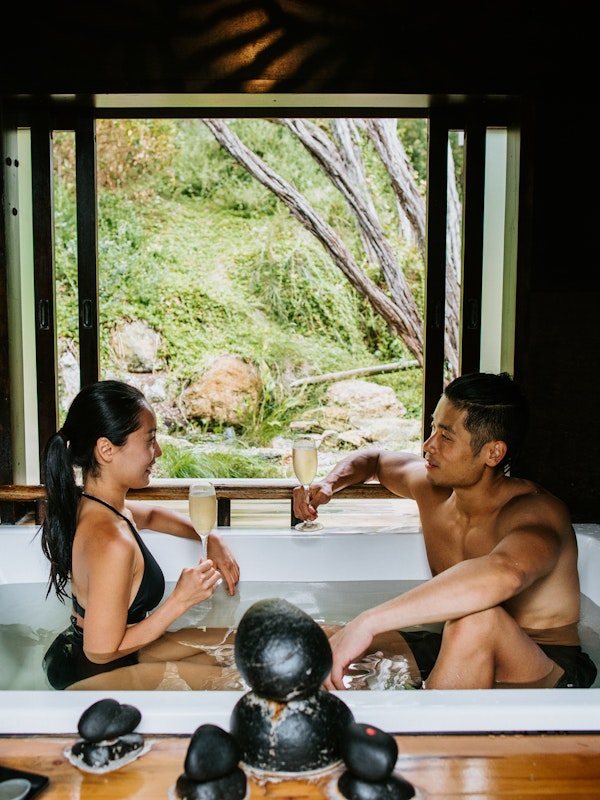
(41, 379, 240, 689)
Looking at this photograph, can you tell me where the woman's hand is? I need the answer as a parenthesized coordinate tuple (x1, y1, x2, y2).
(172, 559, 223, 608)
(207, 533, 240, 596)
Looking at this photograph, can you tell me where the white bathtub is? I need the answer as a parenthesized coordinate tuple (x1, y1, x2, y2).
(0, 523, 599, 735)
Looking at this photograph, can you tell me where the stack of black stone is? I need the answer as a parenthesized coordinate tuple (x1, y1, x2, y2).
(175, 598, 417, 798)
(66, 596, 414, 798)
(339, 721, 415, 800)
(173, 724, 247, 800)
(66, 698, 148, 773)
(230, 597, 355, 774)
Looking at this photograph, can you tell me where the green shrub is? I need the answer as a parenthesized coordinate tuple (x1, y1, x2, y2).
(155, 441, 284, 479)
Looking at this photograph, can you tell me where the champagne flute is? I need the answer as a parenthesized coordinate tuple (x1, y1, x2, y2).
(292, 437, 323, 532)
(189, 480, 217, 559)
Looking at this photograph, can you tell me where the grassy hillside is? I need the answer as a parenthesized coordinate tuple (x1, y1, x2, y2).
(52, 119, 426, 476)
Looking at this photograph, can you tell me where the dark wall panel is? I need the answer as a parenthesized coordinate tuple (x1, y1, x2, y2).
(518, 291, 600, 521)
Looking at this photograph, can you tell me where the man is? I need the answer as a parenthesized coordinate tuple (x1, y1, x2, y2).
(293, 372, 597, 690)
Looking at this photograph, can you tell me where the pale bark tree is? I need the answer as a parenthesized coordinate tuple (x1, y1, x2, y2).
(203, 118, 461, 377)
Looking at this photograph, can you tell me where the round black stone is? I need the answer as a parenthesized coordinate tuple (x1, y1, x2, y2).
(342, 722, 398, 781)
(184, 724, 240, 781)
(338, 771, 415, 800)
(230, 688, 354, 773)
(77, 698, 142, 743)
(234, 598, 332, 701)
(174, 767, 247, 800)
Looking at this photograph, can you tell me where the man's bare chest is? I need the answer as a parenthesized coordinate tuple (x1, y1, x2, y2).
(422, 522, 498, 575)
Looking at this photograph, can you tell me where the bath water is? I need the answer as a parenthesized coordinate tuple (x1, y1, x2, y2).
(2, 579, 599, 691)
(0, 579, 425, 691)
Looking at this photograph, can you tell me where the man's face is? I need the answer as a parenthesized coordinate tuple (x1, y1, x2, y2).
(422, 396, 487, 489)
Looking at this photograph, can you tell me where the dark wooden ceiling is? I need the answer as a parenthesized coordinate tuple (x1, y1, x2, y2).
(1, 0, 593, 97)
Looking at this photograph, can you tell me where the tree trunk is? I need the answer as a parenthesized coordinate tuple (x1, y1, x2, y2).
(290, 359, 419, 387)
(202, 118, 463, 376)
(280, 118, 423, 353)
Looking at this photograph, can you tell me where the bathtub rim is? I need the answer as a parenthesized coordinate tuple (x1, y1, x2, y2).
(2, 687, 599, 735)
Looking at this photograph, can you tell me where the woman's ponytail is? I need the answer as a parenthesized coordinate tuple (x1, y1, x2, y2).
(40, 430, 81, 600)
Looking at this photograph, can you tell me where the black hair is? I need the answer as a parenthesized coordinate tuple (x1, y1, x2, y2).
(443, 372, 529, 474)
(40, 380, 150, 601)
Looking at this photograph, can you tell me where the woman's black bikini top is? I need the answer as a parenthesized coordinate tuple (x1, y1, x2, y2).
(71, 492, 166, 625)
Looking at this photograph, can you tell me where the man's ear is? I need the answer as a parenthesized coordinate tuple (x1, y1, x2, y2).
(486, 440, 507, 468)
(95, 437, 114, 464)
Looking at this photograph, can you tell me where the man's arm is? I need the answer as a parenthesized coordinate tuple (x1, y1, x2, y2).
(324, 519, 564, 690)
(293, 449, 425, 522)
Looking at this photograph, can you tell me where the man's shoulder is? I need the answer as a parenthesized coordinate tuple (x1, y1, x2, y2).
(504, 477, 564, 506)
(378, 450, 425, 477)
(376, 451, 431, 499)
(386, 455, 456, 509)
(499, 479, 572, 530)
(378, 450, 426, 476)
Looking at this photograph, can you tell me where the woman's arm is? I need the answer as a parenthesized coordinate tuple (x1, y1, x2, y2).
(127, 501, 240, 595)
(128, 501, 198, 539)
(81, 527, 222, 663)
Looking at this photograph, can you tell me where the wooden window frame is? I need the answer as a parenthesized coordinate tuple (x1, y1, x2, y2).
(0, 99, 524, 517)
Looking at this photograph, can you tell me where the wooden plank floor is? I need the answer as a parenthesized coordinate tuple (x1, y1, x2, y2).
(1, 734, 600, 798)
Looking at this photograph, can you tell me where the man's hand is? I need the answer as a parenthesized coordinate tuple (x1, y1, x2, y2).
(323, 615, 375, 691)
(292, 481, 334, 523)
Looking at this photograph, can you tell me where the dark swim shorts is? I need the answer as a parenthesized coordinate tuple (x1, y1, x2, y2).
(400, 629, 598, 689)
(43, 621, 138, 690)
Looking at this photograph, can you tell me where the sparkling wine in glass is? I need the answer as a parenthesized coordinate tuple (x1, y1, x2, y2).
(189, 480, 217, 559)
(292, 437, 323, 532)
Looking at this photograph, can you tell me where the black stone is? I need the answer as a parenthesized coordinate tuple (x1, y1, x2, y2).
(77, 698, 141, 743)
(234, 598, 332, 701)
(70, 733, 145, 769)
(342, 722, 398, 781)
(174, 767, 247, 800)
(230, 688, 354, 773)
(184, 724, 241, 782)
(338, 771, 415, 800)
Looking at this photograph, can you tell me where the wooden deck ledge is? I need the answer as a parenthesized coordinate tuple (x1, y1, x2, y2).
(0, 479, 395, 526)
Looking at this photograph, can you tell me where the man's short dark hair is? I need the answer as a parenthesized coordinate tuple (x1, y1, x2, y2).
(444, 372, 529, 473)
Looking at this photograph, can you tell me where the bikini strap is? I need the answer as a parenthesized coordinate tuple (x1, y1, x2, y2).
(75, 491, 165, 625)
(80, 491, 129, 524)
(71, 595, 86, 617)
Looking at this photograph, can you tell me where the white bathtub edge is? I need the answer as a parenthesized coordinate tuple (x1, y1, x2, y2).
(1, 688, 599, 736)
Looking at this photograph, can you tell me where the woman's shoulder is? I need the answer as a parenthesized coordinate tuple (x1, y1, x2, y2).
(76, 505, 137, 556)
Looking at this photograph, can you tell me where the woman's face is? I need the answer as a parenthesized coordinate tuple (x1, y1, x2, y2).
(112, 405, 162, 489)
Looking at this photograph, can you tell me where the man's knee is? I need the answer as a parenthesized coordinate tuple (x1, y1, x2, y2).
(443, 607, 503, 646)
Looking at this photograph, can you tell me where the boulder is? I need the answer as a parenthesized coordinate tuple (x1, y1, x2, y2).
(293, 379, 420, 451)
(323, 380, 406, 427)
(183, 354, 262, 426)
(110, 320, 162, 373)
